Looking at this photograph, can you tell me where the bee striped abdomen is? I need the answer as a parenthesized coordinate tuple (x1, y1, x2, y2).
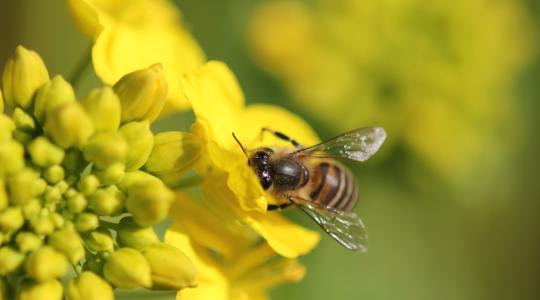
(309, 162, 358, 211)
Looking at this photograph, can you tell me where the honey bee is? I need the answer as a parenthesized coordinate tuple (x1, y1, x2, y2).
(232, 127, 387, 251)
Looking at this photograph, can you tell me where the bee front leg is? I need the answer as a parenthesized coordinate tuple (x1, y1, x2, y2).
(267, 203, 292, 211)
(261, 128, 303, 149)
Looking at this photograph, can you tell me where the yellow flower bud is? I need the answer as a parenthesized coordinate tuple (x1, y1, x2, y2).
(30, 215, 55, 235)
(49, 212, 64, 228)
(0, 207, 24, 232)
(103, 248, 152, 289)
(49, 227, 84, 264)
(144, 243, 198, 290)
(44, 186, 61, 204)
(119, 121, 154, 171)
(0, 140, 25, 176)
(117, 217, 159, 251)
(94, 162, 125, 185)
(1, 46, 49, 109)
(21, 199, 41, 219)
(82, 86, 121, 133)
(32, 178, 47, 197)
(44, 102, 94, 149)
(7, 168, 38, 205)
(25, 246, 68, 281)
(67, 193, 87, 214)
(85, 229, 114, 253)
(28, 137, 64, 167)
(15, 232, 42, 253)
(118, 170, 161, 192)
(54, 180, 69, 195)
(33, 75, 76, 123)
(77, 174, 99, 196)
(67, 271, 114, 300)
(19, 279, 63, 300)
(126, 180, 173, 226)
(0, 180, 7, 211)
(75, 213, 99, 232)
(43, 165, 64, 184)
(0, 88, 3, 113)
(145, 131, 201, 186)
(0, 115, 15, 142)
(0, 246, 25, 275)
(12, 108, 36, 132)
(113, 64, 168, 123)
(88, 188, 123, 216)
(83, 132, 127, 169)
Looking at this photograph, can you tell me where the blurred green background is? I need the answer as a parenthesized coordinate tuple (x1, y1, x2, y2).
(1, 0, 540, 299)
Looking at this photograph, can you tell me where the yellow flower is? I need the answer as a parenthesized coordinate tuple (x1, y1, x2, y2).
(166, 194, 306, 300)
(0, 46, 197, 297)
(66, 0, 205, 112)
(179, 61, 320, 258)
(248, 0, 537, 184)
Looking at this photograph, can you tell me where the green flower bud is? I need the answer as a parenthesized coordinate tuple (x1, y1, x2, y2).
(75, 213, 99, 232)
(144, 243, 198, 290)
(119, 121, 154, 171)
(15, 232, 42, 253)
(145, 131, 201, 186)
(117, 217, 159, 251)
(94, 162, 125, 185)
(83, 132, 127, 169)
(12, 108, 36, 132)
(12, 129, 33, 146)
(83, 254, 105, 275)
(44, 102, 94, 149)
(0, 115, 15, 142)
(85, 229, 114, 253)
(21, 199, 41, 219)
(67, 271, 114, 300)
(33, 75, 76, 123)
(7, 168, 38, 205)
(0, 180, 7, 211)
(77, 174, 100, 196)
(30, 215, 55, 235)
(26, 246, 68, 281)
(0, 140, 25, 176)
(103, 248, 152, 289)
(126, 180, 173, 226)
(32, 178, 47, 196)
(113, 64, 168, 123)
(1, 46, 49, 109)
(0, 246, 25, 275)
(19, 279, 63, 300)
(88, 189, 123, 216)
(118, 170, 161, 192)
(43, 165, 64, 184)
(67, 193, 87, 214)
(49, 227, 84, 264)
(28, 137, 64, 167)
(0, 207, 24, 231)
(82, 86, 121, 133)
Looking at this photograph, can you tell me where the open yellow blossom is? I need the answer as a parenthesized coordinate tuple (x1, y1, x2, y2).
(66, 0, 205, 112)
(248, 0, 537, 185)
(179, 61, 320, 258)
(166, 194, 306, 300)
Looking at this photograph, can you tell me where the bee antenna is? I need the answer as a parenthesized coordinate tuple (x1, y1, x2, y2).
(232, 132, 248, 158)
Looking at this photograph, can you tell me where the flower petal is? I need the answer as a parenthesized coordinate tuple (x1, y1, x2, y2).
(227, 164, 267, 212)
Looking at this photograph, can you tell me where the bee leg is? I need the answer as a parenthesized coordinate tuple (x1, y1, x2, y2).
(261, 128, 303, 148)
(267, 203, 292, 211)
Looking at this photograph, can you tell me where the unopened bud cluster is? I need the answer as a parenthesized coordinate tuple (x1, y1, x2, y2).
(0, 46, 197, 299)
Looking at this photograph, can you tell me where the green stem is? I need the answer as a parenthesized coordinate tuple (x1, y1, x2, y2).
(68, 44, 92, 88)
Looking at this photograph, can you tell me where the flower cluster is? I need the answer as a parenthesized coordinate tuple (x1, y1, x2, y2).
(0, 46, 197, 299)
(248, 0, 537, 184)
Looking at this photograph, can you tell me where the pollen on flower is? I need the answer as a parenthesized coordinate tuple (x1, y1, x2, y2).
(0, 46, 197, 299)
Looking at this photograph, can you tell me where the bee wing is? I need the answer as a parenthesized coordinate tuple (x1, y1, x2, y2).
(292, 127, 386, 162)
(289, 196, 368, 252)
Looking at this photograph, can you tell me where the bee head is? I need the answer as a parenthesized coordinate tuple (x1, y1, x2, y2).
(248, 148, 274, 190)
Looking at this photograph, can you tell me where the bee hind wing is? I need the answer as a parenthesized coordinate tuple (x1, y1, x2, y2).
(289, 196, 368, 252)
(291, 127, 386, 162)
